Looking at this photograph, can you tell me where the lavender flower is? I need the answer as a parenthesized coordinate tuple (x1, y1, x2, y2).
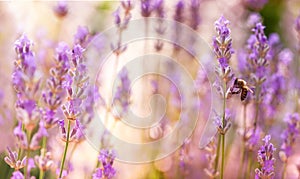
(54, 1, 68, 18)
(74, 26, 90, 47)
(4, 147, 27, 170)
(279, 113, 300, 162)
(204, 137, 219, 178)
(189, 0, 200, 30)
(255, 135, 276, 179)
(153, 0, 166, 51)
(141, 0, 153, 17)
(11, 171, 24, 179)
(42, 42, 70, 128)
(112, 68, 131, 119)
(13, 35, 40, 131)
(173, 0, 185, 23)
(93, 149, 116, 179)
(58, 43, 89, 178)
(35, 149, 54, 172)
(244, 0, 268, 10)
(247, 13, 262, 28)
(213, 16, 234, 73)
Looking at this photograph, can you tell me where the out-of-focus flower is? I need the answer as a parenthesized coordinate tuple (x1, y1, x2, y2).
(255, 135, 276, 179)
(245, 127, 261, 151)
(112, 68, 131, 119)
(93, 149, 116, 179)
(247, 13, 262, 28)
(174, 0, 184, 23)
(244, 0, 268, 10)
(11, 171, 24, 179)
(279, 113, 300, 162)
(141, 0, 153, 17)
(204, 137, 219, 178)
(4, 147, 27, 170)
(29, 122, 48, 150)
(74, 26, 91, 47)
(35, 148, 53, 172)
(189, 0, 200, 30)
(54, 1, 68, 18)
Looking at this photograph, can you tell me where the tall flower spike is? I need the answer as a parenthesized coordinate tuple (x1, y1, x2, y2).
(279, 113, 300, 162)
(112, 68, 131, 119)
(189, 0, 200, 30)
(255, 135, 276, 179)
(213, 16, 234, 71)
(42, 42, 70, 128)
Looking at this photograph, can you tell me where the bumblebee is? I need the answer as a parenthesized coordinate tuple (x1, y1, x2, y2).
(230, 78, 253, 101)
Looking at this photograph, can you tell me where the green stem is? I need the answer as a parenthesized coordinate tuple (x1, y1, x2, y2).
(59, 120, 71, 178)
(254, 85, 261, 131)
(214, 135, 221, 175)
(39, 132, 48, 179)
(238, 104, 247, 178)
(221, 134, 225, 179)
(220, 82, 227, 179)
(246, 151, 253, 179)
(282, 161, 287, 179)
(24, 130, 32, 179)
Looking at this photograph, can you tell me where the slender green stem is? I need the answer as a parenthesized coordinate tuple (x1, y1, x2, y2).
(253, 85, 261, 131)
(220, 134, 225, 179)
(220, 82, 227, 179)
(246, 151, 253, 179)
(59, 120, 71, 178)
(214, 135, 221, 175)
(24, 130, 32, 179)
(238, 104, 247, 178)
(282, 161, 287, 179)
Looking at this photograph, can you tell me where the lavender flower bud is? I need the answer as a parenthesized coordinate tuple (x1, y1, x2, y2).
(4, 147, 27, 170)
(53, 1, 68, 18)
(35, 149, 54, 171)
(141, 0, 153, 17)
(11, 171, 24, 179)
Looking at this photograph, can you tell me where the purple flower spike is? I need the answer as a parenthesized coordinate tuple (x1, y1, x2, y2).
(213, 16, 234, 83)
(93, 149, 116, 179)
(190, 0, 201, 30)
(112, 68, 131, 118)
(141, 0, 153, 17)
(279, 113, 300, 162)
(173, 0, 184, 23)
(255, 135, 276, 179)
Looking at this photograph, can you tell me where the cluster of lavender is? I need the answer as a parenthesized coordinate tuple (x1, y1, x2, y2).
(8, 34, 48, 179)
(92, 149, 116, 179)
(255, 135, 276, 178)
